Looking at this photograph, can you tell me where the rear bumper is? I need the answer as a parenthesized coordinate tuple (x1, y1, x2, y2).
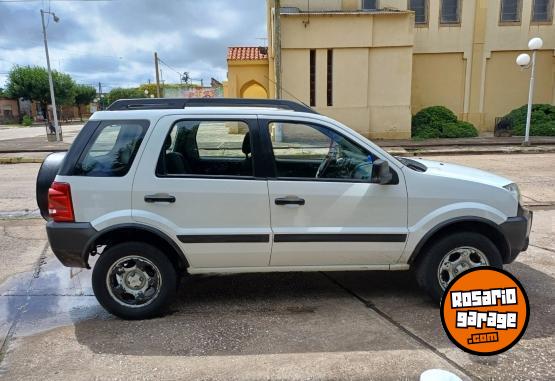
(500, 205, 533, 264)
(46, 221, 97, 268)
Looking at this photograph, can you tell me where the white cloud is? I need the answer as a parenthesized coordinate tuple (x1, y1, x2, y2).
(0, 0, 266, 89)
(193, 27, 222, 39)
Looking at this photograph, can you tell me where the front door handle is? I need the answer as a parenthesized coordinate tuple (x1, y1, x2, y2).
(144, 193, 176, 203)
(275, 196, 305, 206)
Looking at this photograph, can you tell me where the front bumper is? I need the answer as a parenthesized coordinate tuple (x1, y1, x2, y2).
(499, 205, 533, 264)
(46, 221, 97, 268)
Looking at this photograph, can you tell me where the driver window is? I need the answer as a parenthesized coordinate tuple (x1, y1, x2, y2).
(268, 122, 374, 181)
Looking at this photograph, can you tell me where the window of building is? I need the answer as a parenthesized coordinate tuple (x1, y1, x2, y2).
(327, 49, 333, 107)
(362, 0, 378, 10)
(75, 120, 149, 177)
(440, 0, 461, 24)
(268, 122, 376, 181)
(309, 50, 316, 107)
(157, 120, 254, 177)
(409, 0, 428, 24)
(2, 105, 13, 119)
(532, 0, 553, 23)
(500, 0, 521, 23)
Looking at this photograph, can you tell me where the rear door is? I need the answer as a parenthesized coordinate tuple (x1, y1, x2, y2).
(132, 114, 272, 269)
(263, 118, 408, 267)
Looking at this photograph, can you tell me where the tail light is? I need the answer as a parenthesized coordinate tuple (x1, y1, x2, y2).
(48, 182, 75, 222)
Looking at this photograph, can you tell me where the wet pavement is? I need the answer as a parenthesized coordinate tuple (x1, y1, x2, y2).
(0, 153, 554, 380)
(0, 211, 552, 380)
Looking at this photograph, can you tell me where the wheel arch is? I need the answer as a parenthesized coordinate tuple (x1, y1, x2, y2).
(83, 223, 189, 272)
(408, 217, 510, 265)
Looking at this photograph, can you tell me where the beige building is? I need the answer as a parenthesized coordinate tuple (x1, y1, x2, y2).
(226, 0, 555, 139)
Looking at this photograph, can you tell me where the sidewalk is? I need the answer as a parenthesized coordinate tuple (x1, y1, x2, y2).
(1, 133, 555, 164)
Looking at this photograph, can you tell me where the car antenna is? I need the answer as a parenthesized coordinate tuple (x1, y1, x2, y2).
(264, 75, 316, 113)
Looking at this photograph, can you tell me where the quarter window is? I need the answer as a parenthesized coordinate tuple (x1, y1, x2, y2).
(268, 122, 376, 181)
(532, 0, 553, 22)
(500, 0, 521, 22)
(75, 120, 148, 177)
(157, 120, 254, 177)
(409, 0, 428, 24)
(440, 0, 460, 24)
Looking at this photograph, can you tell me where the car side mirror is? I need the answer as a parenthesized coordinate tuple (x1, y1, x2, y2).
(372, 159, 393, 185)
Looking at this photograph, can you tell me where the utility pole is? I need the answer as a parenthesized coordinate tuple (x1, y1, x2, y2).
(274, 0, 282, 99)
(40, 9, 61, 141)
(97, 82, 102, 110)
(154, 52, 161, 98)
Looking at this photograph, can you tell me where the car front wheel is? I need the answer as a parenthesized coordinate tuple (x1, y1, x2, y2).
(414, 232, 503, 303)
(92, 242, 177, 319)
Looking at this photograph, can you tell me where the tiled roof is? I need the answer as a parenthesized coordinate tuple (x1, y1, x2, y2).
(227, 47, 268, 61)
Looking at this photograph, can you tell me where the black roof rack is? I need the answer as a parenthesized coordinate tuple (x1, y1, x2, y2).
(106, 98, 317, 114)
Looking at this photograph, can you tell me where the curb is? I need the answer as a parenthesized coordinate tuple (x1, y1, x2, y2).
(0, 157, 45, 164)
(385, 146, 555, 156)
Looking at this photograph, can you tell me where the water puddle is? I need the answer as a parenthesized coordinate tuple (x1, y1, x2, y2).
(0, 251, 109, 340)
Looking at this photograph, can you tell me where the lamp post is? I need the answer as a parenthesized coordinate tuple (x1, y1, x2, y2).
(516, 37, 543, 146)
(40, 9, 61, 142)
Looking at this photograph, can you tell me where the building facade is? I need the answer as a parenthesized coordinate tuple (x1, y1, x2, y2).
(226, 0, 555, 139)
(0, 97, 20, 124)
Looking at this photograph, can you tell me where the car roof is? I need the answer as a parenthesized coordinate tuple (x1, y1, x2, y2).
(90, 107, 321, 121)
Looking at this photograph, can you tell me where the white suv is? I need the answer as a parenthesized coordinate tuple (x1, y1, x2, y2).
(36, 98, 532, 319)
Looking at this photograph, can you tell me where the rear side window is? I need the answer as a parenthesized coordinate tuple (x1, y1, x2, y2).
(75, 120, 149, 177)
(156, 120, 254, 177)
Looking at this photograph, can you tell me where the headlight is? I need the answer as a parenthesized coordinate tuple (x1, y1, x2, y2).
(503, 183, 521, 203)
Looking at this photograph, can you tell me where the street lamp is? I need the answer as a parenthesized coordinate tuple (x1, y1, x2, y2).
(516, 37, 543, 146)
(40, 9, 61, 142)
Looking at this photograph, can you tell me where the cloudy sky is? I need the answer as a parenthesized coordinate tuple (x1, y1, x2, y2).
(0, 0, 267, 91)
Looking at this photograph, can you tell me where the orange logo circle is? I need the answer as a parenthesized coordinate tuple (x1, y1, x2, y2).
(440, 267, 529, 356)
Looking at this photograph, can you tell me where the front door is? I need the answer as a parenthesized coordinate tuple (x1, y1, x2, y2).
(132, 115, 272, 269)
(264, 120, 408, 267)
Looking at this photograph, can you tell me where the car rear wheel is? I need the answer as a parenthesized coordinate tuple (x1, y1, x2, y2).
(414, 232, 502, 303)
(92, 242, 177, 319)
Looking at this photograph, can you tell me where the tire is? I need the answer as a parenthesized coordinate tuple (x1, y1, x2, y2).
(414, 232, 503, 304)
(92, 242, 177, 320)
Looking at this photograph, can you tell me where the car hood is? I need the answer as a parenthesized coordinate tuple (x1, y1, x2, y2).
(408, 158, 512, 188)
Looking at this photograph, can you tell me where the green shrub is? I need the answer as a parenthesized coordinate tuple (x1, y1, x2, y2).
(22, 115, 33, 127)
(442, 121, 479, 138)
(413, 125, 442, 139)
(503, 104, 555, 136)
(412, 106, 477, 139)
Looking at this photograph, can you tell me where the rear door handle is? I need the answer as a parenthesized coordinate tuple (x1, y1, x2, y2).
(144, 193, 176, 203)
(275, 196, 305, 206)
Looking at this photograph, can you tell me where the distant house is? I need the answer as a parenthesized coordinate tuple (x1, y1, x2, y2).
(0, 97, 20, 124)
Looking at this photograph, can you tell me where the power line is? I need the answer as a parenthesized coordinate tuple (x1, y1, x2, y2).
(157, 57, 183, 78)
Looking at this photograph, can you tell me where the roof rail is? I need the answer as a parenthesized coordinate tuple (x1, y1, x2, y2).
(106, 98, 318, 114)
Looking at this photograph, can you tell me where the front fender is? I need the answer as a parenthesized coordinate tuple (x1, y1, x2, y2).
(399, 202, 508, 263)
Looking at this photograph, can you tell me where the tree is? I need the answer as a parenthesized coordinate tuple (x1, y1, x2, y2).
(138, 83, 157, 97)
(107, 87, 144, 105)
(0, 87, 5, 97)
(74, 84, 97, 121)
(5, 65, 76, 123)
